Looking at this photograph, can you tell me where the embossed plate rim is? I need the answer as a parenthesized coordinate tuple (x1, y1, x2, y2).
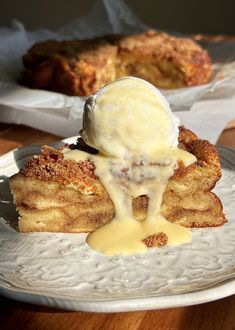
(1, 277, 235, 312)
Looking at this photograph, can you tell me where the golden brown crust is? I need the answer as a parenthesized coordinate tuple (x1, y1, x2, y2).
(21, 38, 117, 96)
(10, 127, 226, 232)
(178, 125, 198, 148)
(21, 30, 212, 96)
(19, 145, 98, 194)
(117, 30, 211, 88)
(142, 232, 168, 248)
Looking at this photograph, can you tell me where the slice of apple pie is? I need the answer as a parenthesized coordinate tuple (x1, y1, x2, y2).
(9, 127, 226, 233)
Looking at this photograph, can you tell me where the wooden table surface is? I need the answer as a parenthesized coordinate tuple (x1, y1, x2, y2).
(0, 123, 235, 330)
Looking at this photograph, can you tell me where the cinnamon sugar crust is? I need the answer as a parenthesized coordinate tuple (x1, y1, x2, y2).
(142, 232, 168, 248)
(20, 145, 97, 193)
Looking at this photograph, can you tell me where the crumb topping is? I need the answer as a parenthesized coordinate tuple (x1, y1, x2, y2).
(20, 145, 97, 191)
(142, 232, 168, 247)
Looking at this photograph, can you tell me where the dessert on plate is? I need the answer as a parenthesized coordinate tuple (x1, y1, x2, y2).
(20, 30, 212, 96)
(10, 77, 225, 255)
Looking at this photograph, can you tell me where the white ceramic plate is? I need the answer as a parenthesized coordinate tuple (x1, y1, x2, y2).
(0, 138, 235, 312)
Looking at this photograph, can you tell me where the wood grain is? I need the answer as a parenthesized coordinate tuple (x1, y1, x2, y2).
(0, 123, 235, 330)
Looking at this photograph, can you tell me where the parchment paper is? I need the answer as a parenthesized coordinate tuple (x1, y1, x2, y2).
(0, 0, 234, 144)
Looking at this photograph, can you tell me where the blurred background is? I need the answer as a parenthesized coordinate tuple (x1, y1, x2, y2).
(0, 0, 234, 34)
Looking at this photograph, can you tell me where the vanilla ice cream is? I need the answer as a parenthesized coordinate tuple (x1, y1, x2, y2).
(62, 76, 196, 255)
(81, 77, 180, 159)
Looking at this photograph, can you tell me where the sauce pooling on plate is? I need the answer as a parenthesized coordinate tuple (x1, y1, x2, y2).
(64, 147, 195, 255)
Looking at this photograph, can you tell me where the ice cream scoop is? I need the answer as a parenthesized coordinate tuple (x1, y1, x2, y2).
(66, 76, 196, 255)
(81, 77, 179, 159)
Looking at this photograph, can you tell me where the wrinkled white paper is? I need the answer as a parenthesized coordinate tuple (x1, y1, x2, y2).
(0, 0, 235, 143)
